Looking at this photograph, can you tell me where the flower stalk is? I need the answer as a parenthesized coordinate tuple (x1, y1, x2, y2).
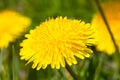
(65, 63, 79, 80)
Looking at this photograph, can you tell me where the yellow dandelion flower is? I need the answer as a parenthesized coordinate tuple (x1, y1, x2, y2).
(0, 10, 31, 49)
(20, 16, 94, 70)
(91, 1, 120, 54)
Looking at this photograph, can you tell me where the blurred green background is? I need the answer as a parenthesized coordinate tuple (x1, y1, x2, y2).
(0, 0, 119, 80)
(0, 0, 95, 28)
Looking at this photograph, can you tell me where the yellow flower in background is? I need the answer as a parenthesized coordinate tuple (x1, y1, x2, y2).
(0, 10, 31, 49)
(91, 1, 120, 55)
(20, 16, 94, 70)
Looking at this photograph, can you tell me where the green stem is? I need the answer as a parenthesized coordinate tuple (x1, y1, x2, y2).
(0, 48, 4, 80)
(65, 63, 79, 80)
(12, 45, 15, 80)
(93, 54, 105, 80)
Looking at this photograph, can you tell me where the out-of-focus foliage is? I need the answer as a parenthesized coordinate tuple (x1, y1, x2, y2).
(0, 0, 95, 28)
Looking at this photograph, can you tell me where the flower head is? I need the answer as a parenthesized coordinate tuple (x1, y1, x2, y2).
(0, 10, 31, 49)
(20, 16, 94, 70)
(91, 1, 120, 54)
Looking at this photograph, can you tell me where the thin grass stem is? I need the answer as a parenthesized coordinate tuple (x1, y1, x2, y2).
(65, 63, 79, 80)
